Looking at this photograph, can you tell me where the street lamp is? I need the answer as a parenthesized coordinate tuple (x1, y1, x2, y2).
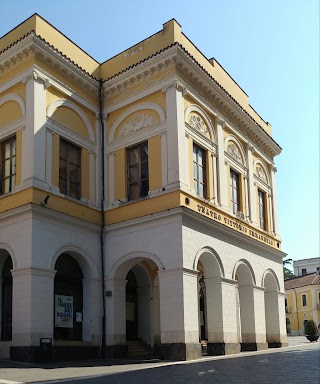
(199, 273, 205, 289)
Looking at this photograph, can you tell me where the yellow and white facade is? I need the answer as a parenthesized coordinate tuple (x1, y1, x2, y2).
(285, 273, 320, 335)
(0, 14, 287, 362)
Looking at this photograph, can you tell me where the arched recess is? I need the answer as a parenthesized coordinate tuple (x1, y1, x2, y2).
(233, 259, 257, 347)
(185, 104, 215, 142)
(46, 99, 95, 142)
(108, 103, 166, 143)
(52, 246, 102, 344)
(263, 269, 281, 345)
(0, 244, 17, 270)
(0, 93, 26, 115)
(194, 247, 224, 348)
(50, 245, 98, 280)
(224, 135, 246, 165)
(0, 248, 13, 342)
(107, 251, 162, 350)
(253, 159, 270, 185)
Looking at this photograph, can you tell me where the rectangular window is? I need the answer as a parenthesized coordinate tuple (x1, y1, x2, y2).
(230, 169, 240, 214)
(59, 139, 81, 200)
(302, 294, 307, 307)
(301, 268, 307, 275)
(0, 136, 16, 195)
(258, 189, 266, 230)
(193, 144, 206, 198)
(128, 142, 149, 201)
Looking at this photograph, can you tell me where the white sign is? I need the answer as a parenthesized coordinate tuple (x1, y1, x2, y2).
(55, 295, 73, 328)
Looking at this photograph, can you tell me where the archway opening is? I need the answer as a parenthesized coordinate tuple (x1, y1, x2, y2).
(234, 262, 255, 349)
(303, 319, 309, 335)
(112, 256, 160, 354)
(1, 253, 13, 341)
(286, 318, 291, 334)
(54, 253, 83, 341)
(126, 270, 138, 341)
(263, 271, 280, 345)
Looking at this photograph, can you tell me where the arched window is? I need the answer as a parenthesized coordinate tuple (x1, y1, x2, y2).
(54, 254, 83, 341)
(1, 256, 13, 341)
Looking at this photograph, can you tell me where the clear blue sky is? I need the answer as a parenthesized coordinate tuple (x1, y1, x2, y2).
(1, 0, 319, 264)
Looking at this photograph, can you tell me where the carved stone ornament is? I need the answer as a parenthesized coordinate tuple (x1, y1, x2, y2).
(189, 114, 208, 136)
(119, 113, 159, 137)
(227, 143, 242, 164)
(255, 165, 268, 184)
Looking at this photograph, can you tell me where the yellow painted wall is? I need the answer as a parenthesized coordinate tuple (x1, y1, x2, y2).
(0, 57, 35, 86)
(0, 14, 99, 77)
(51, 106, 88, 139)
(39, 59, 98, 107)
(189, 136, 194, 189)
(106, 191, 180, 225)
(0, 100, 22, 127)
(114, 148, 126, 200)
(148, 136, 162, 190)
(107, 91, 166, 139)
(0, 83, 26, 103)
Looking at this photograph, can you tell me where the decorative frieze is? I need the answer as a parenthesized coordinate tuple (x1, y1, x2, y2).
(189, 113, 208, 136)
(227, 143, 242, 164)
(255, 165, 267, 184)
(119, 113, 159, 137)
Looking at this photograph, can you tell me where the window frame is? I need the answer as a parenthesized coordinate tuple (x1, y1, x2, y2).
(59, 138, 81, 200)
(230, 168, 240, 215)
(193, 143, 207, 199)
(301, 294, 307, 307)
(258, 189, 266, 230)
(127, 141, 149, 201)
(0, 135, 16, 195)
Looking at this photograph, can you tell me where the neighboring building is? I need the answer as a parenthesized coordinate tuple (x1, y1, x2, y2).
(293, 257, 320, 276)
(285, 273, 320, 335)
(0, 14, 287, 363)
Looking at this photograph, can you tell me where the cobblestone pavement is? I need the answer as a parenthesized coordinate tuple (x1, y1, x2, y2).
(0, 338, 319, 384)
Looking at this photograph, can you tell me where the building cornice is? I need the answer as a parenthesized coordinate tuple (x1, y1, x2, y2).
(0, 32, 99, 95)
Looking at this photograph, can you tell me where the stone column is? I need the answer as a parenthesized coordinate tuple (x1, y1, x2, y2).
(10, 267, 56, 362)
(158, 268, 201, 360)
(162, 81, 188, 190)
(239, 285, 268, 352)
(104, 277, 127, 357)
(247, 144, 257, 224)
(82, 278, 102, 344)
(22, 72, 47, 189)
(270, 165, 279, 235)
(206, 278, 240, 355)
(215, 117, 228, 210)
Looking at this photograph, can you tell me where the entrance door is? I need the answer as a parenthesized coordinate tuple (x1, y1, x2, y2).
(1, 256, 12, 341)
(199, 288, 207, 340)
(126, 270, 138, 340)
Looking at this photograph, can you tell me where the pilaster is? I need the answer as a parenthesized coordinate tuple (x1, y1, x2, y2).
(21, 71, 48, 189)
(247, 144, 257, 224)
(162, 80, 188, 190)
(216, 117, 228, 209)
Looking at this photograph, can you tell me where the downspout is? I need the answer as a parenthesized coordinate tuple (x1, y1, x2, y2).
(99, 78, 106, 357)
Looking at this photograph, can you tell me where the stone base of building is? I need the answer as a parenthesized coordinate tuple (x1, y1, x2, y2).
(268, 342, 288, 348)
(207, 342, 240, 356)
(103, 344, 128, 359)
(155, 342, 202, 361)
(240, 342, 268, 352)
(10, 345, 100, 363)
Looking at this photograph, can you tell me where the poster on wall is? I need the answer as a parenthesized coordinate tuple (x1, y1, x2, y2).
(55, 295, 73, 328)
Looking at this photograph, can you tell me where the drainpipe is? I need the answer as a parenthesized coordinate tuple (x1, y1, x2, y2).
(293, 288, 300, 336)
(99, 78, 106, 357)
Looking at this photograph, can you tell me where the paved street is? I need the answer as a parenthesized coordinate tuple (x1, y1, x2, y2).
(0, 338, 319, 384)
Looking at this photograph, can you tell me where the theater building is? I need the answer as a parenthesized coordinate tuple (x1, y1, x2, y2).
(0, 14, 287, 362)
